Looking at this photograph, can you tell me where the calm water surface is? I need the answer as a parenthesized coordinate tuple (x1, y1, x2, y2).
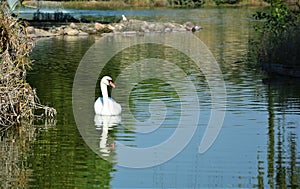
(1, 8, 300, 188)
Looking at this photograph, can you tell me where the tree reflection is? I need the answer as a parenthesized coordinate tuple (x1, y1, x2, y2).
(0, 122, 35, 188)
(260, 79, 300, 188)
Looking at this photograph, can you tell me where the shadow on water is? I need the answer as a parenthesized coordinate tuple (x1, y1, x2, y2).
(0, 123, 35, 188)
(258, 76, 300, 188)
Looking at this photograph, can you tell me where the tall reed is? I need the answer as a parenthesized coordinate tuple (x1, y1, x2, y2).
(0, 3, 56, 130)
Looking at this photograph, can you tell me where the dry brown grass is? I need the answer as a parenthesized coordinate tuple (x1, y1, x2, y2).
(1, 5, 34, 129)
(63, 0, 130, 9)
(153, 0, 169, 7)
(0, 3, 56, 130)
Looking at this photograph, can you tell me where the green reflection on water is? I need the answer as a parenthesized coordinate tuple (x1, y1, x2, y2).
(27, 36, 114, 188)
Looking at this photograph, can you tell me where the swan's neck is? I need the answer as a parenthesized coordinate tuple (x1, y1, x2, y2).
(101, 83, 109, 106)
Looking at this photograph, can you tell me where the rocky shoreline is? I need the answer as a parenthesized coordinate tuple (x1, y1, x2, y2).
(25, 19, 202, 38)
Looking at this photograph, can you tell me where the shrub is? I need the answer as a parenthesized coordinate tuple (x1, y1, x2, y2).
(213, 0, 241, 5)
(252, 0, 300, 66)
(168, 0, 205, 7)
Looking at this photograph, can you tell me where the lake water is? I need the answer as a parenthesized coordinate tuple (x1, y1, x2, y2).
(1, 8, 300, 188)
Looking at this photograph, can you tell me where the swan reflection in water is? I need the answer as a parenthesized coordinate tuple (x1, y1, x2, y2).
(94, 114, 121, 157)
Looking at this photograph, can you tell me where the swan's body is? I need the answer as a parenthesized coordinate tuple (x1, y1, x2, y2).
(94, 76, 121, 115)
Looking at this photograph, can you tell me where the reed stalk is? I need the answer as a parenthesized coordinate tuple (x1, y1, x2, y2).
(0, 2, 56, 130)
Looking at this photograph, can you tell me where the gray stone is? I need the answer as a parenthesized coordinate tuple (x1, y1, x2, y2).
(183, 22, 202, 32)
(164, 28, 171, 32)
(26, 26, 35, 34)
(70, 22, 77, 29)
(64, 27, 79, 36)
(95, 23, 105, 30)
(78, 31, 89, 36)
(30, 29, 56, 38)
(58, 27, 65, 35)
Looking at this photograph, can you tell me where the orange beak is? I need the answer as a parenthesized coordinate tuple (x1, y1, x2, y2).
(109, 80, 115, 88)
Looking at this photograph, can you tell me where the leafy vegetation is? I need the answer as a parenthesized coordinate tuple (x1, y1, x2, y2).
(253, 0, 297, 36)
(168, 0, 205, 7)
(252, 0, 300, 67)
(213, 0, 241, 6)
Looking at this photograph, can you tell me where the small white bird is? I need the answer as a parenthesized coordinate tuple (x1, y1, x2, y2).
(122, 14, 127, 22)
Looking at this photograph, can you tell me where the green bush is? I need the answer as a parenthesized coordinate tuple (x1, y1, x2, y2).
(168, 0, 204, 7)
(252, 0, 300, 67)
(253, 0, 295, 36)
(213, 0, 241, 5)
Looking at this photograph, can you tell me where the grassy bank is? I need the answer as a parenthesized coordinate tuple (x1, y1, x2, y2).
(22, 0, 269, 10)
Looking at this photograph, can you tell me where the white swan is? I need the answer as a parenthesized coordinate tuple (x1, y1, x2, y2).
(94, 76, 122, 115)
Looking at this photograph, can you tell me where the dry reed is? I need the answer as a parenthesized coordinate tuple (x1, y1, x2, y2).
(0, 3, 56, 131)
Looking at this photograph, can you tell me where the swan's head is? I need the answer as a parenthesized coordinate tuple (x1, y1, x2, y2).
(101, 76, 115, 88)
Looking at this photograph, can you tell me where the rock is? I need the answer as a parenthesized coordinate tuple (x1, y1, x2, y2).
(50, 28, 57, 34)
(116, 19, 191, 33)
(183, 22, 202, 32)
(122, 20, 145, 32)
(147, 23, 156, 32)
(84, 27, 97, 34)
(113, 23, 124, 31)
(64, 27, 79, 36)
(26, 26, 35, 34)
(70, 22, 77, 29)
(122, 31, 137, 35)
(27, 19, 198, 38)
(95, 23, 105, 31)
(164, 23, 181, 31)
(107, 25, 115, 31)
(78, 31, 89, 36)
(30, 29, 57, 38)
(164, 28, 171, 32)
(57, 27, 65, 35)
(154, 23, 165, 32)
(141, 24, 149, 32)
(173, 27, 187, 32)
